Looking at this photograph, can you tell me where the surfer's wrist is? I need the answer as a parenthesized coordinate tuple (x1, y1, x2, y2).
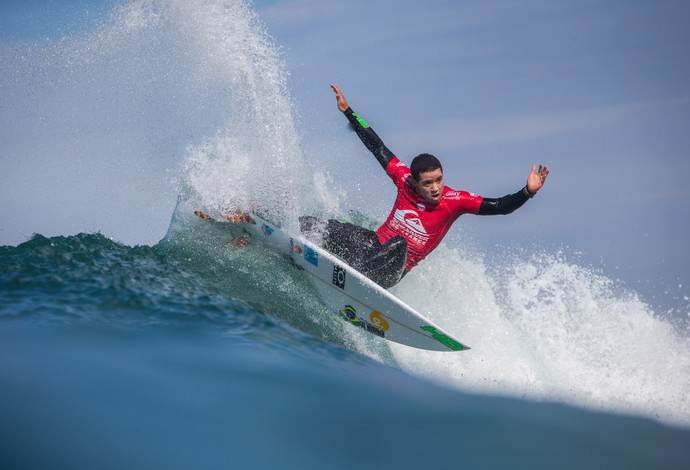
(522, 185, 536, 198)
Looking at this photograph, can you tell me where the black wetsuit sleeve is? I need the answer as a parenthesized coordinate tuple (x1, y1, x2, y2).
(343, 107, 396, 169)
(478, 186, 534, 215)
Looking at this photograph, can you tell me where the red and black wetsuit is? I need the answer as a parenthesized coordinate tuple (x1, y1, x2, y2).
(300, 107, 535, 288)
(377, 156, 483, 271)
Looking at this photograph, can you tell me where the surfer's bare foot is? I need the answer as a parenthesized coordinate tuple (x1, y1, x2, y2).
(223, 212, 254, 224)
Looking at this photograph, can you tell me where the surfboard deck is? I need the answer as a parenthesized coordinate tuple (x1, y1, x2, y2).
(194, 210, 470, 352)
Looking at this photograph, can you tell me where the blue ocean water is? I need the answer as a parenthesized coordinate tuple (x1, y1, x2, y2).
(2, 1, 690, 468)
(1, 231, 689, 469)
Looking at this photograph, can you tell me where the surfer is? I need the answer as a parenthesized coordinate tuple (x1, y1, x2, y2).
(300, 84, 549, 289)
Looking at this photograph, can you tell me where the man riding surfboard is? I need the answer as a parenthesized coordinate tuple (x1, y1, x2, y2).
(300, 84, 550, 288)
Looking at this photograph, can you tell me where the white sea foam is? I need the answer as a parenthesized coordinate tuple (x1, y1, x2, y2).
(390, 245, 690, 427)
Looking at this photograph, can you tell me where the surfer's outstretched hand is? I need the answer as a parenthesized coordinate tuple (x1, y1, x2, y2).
(330, 83, 349, 112)
(526, 164, 550, 194)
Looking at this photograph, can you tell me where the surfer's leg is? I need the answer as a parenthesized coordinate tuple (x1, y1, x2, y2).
(361, 235, 408, 288)
(322, 220, 379, 267)
(299, 216, 380, 268)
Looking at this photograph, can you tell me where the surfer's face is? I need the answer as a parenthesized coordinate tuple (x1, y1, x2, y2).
(415, 168, 444, 204)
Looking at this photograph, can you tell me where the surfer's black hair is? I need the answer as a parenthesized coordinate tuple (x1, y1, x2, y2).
(410, 153, 443, 181)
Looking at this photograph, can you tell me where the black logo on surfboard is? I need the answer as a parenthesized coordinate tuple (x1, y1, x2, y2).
(332, 265, 346, 289)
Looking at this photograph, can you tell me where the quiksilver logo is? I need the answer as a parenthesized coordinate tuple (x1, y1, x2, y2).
(393, 209, 427, 236)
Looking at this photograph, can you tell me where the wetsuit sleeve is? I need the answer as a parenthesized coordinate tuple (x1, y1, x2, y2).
(343, 107, 396, 169)
(477, 186, 534, 215)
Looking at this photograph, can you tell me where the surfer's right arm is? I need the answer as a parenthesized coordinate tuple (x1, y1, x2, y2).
(331, 83, 396, 169)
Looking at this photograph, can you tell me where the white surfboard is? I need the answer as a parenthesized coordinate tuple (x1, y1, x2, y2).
(195, 210, 470, 352)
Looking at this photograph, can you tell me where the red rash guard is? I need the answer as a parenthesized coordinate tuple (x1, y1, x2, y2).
(342, 106, 532, 276)
(377, 157, 483, 271)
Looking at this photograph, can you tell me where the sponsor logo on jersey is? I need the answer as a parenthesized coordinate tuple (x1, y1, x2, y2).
(446, 190, 477, 199)
(393, 209, 427, 235)
(390, 208, 430, 246)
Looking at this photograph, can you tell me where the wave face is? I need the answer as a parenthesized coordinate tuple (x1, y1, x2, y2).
(2, 1, 690, 467)
(3, 231, 690, 469)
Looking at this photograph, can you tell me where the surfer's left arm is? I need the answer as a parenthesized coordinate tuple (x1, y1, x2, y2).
(331, 83, 396, 169)
(478, 164, 549, 215)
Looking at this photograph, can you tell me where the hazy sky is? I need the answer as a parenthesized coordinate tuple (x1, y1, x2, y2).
(1, 0, 689, 309)
(252, 0, 690, 306)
